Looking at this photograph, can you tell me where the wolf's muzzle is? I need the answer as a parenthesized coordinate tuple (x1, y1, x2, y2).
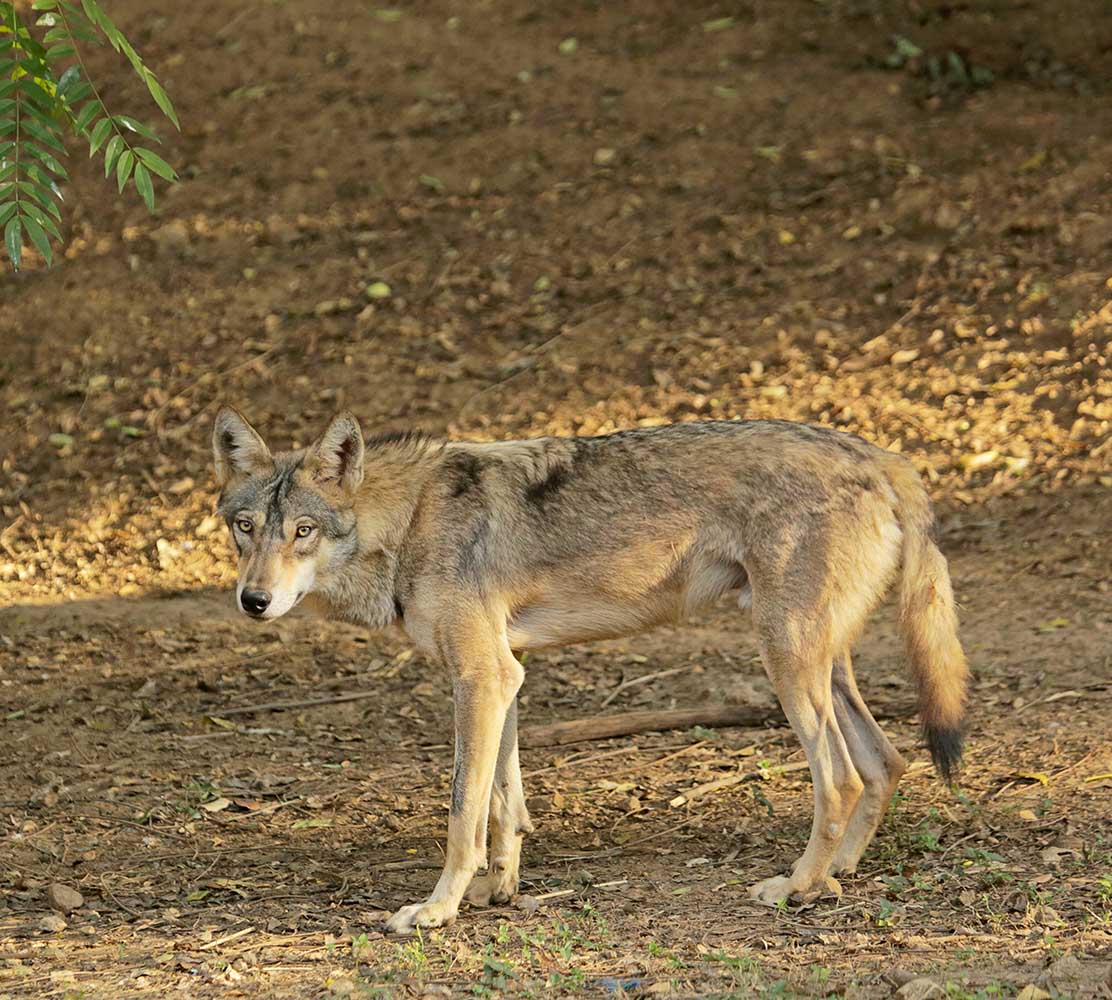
(241, 589, 272, 617)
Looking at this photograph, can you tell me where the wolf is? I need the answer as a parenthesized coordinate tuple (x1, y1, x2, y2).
(212, 406, 968, 934)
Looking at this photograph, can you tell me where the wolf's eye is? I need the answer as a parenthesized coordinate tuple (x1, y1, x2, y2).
(236, 520, 254, 534)
(295, 524, 314, 538)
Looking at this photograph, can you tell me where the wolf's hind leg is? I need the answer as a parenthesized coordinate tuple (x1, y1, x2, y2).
(748, 645, 863, 905)
(466, 697, 534, 907)
(829, 653, 907, 875)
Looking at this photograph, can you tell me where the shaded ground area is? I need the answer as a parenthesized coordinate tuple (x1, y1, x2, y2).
(1, 0, 1110, 996)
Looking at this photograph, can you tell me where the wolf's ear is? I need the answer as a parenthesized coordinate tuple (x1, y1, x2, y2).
(305, 412, 364, 494)
(213, 407, 273, 488)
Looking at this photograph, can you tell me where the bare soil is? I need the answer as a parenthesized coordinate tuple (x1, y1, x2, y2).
(1, 1, 1110, 997)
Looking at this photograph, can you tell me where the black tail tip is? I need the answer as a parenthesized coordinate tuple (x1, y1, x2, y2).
(925, 726, 964, 783)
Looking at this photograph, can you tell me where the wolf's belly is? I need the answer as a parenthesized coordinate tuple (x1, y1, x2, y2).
(504, 557, 747, 651)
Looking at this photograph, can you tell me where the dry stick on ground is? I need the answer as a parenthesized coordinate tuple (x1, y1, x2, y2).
(216, 690, 385, 716)
(521, 706, 785, 748)
(521, 703, 910, 749)
(600, 665, 689, 709)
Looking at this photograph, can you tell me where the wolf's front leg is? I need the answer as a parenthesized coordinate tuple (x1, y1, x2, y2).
(385, 628, 523, 935)
(466, 697, 534, 907)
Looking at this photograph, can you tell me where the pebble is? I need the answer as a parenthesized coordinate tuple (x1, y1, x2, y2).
(39, 913, 67, 933)
(896, 979, 944, 1000)
(47, 884, 84, 914)
(149, 220, 190, 254)
(514, 894, 540, 914)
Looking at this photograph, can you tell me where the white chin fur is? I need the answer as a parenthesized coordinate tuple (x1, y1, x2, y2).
(258, 590, 301, 619)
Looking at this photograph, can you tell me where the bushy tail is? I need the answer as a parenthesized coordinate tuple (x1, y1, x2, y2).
(884, 458, 969, 782)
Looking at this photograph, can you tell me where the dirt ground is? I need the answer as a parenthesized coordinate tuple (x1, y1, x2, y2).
(1, 0, 1111, 997)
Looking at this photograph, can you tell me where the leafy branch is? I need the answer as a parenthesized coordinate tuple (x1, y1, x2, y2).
(0, 0, 179, 270)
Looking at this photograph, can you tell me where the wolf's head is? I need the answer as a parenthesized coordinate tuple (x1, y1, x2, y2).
(212, 407, 364, 620)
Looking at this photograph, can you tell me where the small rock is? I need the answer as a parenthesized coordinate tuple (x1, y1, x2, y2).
(593, 147, 617, 167)
(149, 220, 190, 254)
(329, 976, 356, 996)
(1038, 955, 1085, 992)
(1034, 904, 1064, 927)
(896, 978, 944, 1000)
(933, 202, 963, 230)
(1015, 986, 1051, 1000)
(39, 913, 67, 933)
(515, 894, 540, 914)
(47, 884, 84, 914)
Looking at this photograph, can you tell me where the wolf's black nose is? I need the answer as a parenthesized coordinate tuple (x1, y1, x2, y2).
(241, 589, 271, 616)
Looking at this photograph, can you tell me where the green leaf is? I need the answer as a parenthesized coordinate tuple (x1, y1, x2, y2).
(55, 64, 81, 94)
(32, 0, 60, 10)
(5, 215, 22, 270)
(38, 213, 62, 242)
(103, 133, 123, 175)
(133, 160, 153, 210)
(60, 80, 92, 104)
(0, 201, 16, 227)
(115, 147, 132, 192)
(134, 146, 176, 181)
(23, 118, 68, 155)
(25, 142, 69, 178)
(44, 42, 75, 61)
(54, 11, 99, 44)
(114, 114, 158, 140)
(143, 71, 179, 129)
(88, 116, 111, 153)
(20, 210, 52, 265)
(24, 162, 63, 197)
(17, 77, 58, 112)
(18, 181, 62, 219)
(22, 97, 65, 130)
(73, 100, 99, 132)
(21, 201, 62, 241)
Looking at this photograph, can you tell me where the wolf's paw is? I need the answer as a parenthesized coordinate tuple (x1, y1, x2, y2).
(384, 899, 458, 935)
(465, 872, 517, 908)
(828, 850, 861, 877)
(747, 874, 842, 906)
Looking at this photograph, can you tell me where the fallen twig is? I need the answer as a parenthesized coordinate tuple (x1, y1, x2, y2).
(216, 690, 383, 717)
(521, 705, 784, 748)
(600, 665, 689, 709)
(521, 702, 909, 749)
(669, 760, 812, 808)
(201, 926, 256, 951)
